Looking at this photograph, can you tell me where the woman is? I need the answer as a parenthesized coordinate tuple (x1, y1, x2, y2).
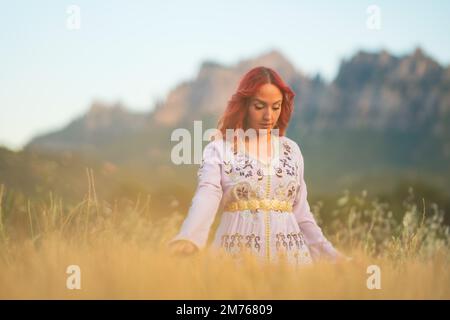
(168, 66, 342, 265)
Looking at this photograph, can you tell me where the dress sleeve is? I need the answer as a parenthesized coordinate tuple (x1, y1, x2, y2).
(291, 142, 339, 262)
(168, 140, 223, 250)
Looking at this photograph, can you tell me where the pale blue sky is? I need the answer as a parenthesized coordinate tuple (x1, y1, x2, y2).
(1, 0, 449, 150)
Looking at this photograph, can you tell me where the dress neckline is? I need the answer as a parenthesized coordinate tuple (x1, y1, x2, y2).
(238, 135, 283, 166)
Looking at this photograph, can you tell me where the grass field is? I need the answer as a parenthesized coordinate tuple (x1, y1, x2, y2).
(0, 178, 449, 299)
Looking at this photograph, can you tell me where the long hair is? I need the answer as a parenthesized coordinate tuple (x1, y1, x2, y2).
(216, 66, 295, 140)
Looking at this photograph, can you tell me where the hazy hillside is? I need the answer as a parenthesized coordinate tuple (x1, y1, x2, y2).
(23, 47, 450, 180)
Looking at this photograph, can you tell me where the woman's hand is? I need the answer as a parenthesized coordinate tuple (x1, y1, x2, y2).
(168, 240, 199, 256)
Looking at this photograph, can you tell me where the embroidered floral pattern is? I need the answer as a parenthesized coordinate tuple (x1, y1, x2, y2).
(220, 231, 312, 265)
(272, 141, 299, 178)
(221, 232, 261, 255)
(221, 139, 299, 182)
(223, 160, 233, 175)
(235, 182, 250, 200)
(197, 159, 206, 178)
(276, 232, 306, 250)
(273, 179, 298, 204)
(222, 139, 301, 208)
(274, 231, 312, 265)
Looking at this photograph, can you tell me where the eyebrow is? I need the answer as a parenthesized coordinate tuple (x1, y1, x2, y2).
(253, 98, 282, 105)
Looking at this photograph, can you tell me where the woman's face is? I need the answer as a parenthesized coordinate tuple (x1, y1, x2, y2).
(246, 83, 283, 134)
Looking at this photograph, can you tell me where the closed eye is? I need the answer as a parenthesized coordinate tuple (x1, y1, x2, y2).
(253, 99, 282, 110)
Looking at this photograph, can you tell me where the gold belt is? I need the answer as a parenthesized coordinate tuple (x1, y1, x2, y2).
(224, 198, 293, 213)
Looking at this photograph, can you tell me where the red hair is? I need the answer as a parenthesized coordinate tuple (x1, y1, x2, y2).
(216, 66, 295, 139)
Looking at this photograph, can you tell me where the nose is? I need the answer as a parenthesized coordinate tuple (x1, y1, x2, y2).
(263, 108, 272, 121)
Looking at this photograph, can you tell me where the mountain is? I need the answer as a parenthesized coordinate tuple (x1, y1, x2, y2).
(329, 48, 450, 133)
(15, 47, 450, 199)
(26, 47, 450, 146)
(152, 50, 300, 127)
(27, 101, 151, 153)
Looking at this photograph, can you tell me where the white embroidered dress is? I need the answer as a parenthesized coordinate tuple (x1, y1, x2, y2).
(169, 135, 339, 266)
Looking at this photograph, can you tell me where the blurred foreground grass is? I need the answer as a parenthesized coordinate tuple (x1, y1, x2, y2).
(0, 174, 449, 299)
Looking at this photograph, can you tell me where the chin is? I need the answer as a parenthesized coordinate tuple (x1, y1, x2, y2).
(258, 127, 272, 134)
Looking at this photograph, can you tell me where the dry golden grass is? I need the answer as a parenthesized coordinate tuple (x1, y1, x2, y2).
(0, 178, 449, 300)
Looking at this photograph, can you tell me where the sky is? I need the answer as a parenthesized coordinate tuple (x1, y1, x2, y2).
(1, 0, 449, 150)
